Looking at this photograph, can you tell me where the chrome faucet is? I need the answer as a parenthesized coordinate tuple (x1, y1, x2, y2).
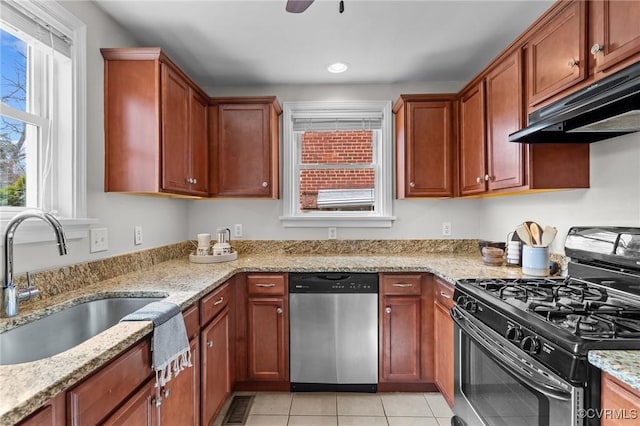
(2, 209, 68, 317)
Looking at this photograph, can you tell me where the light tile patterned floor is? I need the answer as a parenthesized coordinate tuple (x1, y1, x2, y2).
(214, 392, 453, 426)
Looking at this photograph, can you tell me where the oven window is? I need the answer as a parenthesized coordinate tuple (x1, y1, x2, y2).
(457, 329, 582, 426)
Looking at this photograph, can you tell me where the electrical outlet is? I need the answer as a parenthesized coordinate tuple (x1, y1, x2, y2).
(234, 223, 243, 238)
(442, 222, 452, 236)
(328, 227, 337, 240)
(134, 226, 143, 245)
(90, 228, 108, 253)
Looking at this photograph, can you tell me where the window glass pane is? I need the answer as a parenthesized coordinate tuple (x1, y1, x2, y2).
(0, 117, 37, 207)
(301, 130, 373, 165)
(300, 168, 375, 212)
(1, 28, 27, 112)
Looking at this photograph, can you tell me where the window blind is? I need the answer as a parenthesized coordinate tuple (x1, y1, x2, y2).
(292, 111, 383, 132)
(1, 1, 72, 57)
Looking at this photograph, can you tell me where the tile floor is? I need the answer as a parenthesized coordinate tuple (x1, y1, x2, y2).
(213, 392, 453, 426)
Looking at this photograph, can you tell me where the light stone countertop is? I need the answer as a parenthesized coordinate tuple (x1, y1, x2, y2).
(588, 351, 640, 392)
(0, 252, 611, 424)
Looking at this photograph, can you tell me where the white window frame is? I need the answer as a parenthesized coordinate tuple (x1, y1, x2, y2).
(0, 0, 95, 244)
(280, 100, 395, 228)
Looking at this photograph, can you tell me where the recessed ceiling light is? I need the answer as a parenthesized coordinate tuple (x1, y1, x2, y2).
(327, 62, 348, 74)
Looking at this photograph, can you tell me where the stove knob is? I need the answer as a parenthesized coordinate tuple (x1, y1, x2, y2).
(463, 300, 478, 313)
(505, 325, 523, 342)
(520, 336, 541, 355)
(456, 296, 468, 306)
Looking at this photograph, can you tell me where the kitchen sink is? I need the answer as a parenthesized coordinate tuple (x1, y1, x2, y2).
(0, 296, 163, 365)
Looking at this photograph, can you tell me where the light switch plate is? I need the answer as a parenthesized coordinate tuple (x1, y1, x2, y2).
(90, 228, 108, 253)
(442, 222, 452, 236)
(134, 226, 143, 245)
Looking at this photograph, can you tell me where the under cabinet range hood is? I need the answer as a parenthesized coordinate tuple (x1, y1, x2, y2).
(509, 61, 640, 143)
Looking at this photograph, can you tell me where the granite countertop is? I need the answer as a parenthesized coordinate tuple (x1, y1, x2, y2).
(588, 351, 640, 392)
(0, 250, 623, 424)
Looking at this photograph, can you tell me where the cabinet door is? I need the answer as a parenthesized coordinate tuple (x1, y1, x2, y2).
(160, 338, 200, 426)
(201, 310, 230, 426)
(601, 372, 640, 426)
(486, 51, 525, 192)
(590, 0, 640, 74)
(434, 300, 454, 408)
(248, 297, 288, 381)
(161, 64, 190, 193)
(189, 89, 209, 195)
(527, 0, 586, 107)
(102, 380, 158, 426)
(216, 103, 273, 197)
(403, 101, 454, 197)
(17, 394, 65, 426)
(459, 83, 487, 195)
(381, 295, 421, 382)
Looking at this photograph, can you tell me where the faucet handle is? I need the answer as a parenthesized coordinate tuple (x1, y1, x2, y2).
(17, 272, 40, 302)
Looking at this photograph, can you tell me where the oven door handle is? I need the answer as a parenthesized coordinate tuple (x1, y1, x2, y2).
(452, 307, 573, 402)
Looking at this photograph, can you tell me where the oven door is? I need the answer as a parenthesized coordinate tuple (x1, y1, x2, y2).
(451, 306, 584, 426)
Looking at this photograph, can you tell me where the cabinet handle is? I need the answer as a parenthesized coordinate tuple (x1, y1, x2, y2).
(213, 297, 224, 306)
(385, 307, 392, 314)
(162, 388, 171, 399)
(256, 283, 275, 288)
(440, 291, 451, 299)
(207, 340, 214, 348)
(567, 58, 579, 69)
(193, 178, 197, 184)
(152, 397, 162, 407)
(276, 307, 283, 314)
(262, 181, 268, 188)
(409, 182, 415, 188)
(484, 174, 491, 181)
(392, 283, 413, 288)
(476, 177, 482, 184)
(590, 43, 603, 56)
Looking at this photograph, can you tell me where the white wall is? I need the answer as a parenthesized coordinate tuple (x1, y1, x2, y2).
(7, 1, 190, 276)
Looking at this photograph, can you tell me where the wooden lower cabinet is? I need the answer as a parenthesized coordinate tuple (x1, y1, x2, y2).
(160, 337, 200, 426)
(379, 273, 435, 391)
(247, 296, 288, 381)
(16, 393, 65, 426)
(601, 372, 640, 426)
(102, 379, 159, 426)
(433, 278, 455, 408)
(201, 307, 231, 426)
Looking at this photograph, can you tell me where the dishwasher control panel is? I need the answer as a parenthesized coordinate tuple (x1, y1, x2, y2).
(289, 272, 379, 293)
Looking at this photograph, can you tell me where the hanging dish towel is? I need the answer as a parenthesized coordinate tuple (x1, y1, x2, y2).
(121, 300, 192, 387)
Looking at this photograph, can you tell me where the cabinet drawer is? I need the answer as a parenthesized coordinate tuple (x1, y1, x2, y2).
(247, 274, 286, 296)
(434, 277, 455, 310)
(183, 303, 200, 340)
(201, 282, 230, 326)
(381, 274, 422, 296)
(68, 339, 152, 426)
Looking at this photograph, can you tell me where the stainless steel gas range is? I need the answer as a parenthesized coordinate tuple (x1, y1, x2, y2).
(451, 227, 640, 426)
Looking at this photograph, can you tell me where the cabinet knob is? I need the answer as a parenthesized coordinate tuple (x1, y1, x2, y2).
(484, 174, 493, 182)
(276, 307, 283, 314)
(476, 177, 482, 184)
(207, 340, 214, 348)
(385, 307, 391, 314)
(567, 58, 579, 69)
(590, 43, 603, 56)
(193, 178, 197, 184)
(262, 181, 268, 188)
(152, 397, 162, 408)
(409, 182, 415, 188)
(162, 387, 171, 398)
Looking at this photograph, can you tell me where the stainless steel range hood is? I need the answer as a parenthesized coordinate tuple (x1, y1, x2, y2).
(509, 61, 640, 143)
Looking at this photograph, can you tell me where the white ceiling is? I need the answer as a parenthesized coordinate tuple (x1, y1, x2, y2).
(93, 0, 554, 87)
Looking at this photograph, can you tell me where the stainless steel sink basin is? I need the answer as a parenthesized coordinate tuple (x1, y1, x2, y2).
(0, 296, 163, 365)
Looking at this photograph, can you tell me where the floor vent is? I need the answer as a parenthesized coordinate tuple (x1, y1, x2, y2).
(222, 395, 254, 425)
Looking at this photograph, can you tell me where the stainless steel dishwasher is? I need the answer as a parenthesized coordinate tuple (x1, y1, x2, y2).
(289, 272, 378, 392)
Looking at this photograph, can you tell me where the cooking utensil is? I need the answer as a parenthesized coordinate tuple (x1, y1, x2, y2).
(541, 226, 557, 247)
(516, 223, 534, 246)
(529, 222, 542, 246)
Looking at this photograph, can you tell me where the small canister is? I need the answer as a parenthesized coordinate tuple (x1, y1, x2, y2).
(522, 245, 550, 276)
(506, 240, 521, 266)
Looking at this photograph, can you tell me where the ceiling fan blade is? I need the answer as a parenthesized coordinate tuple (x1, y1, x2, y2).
(286, 0, 315, 13)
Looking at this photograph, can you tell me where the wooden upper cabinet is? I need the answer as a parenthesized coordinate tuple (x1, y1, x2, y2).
(526, 0, 587, 108)
(394, 95, 456, 198)
(485, 50, 525, 192)
(458, 83, 487, 196)
(589, 0, 640, 75)
(209, 98, 281, 198)
(102, 48, 208, 197)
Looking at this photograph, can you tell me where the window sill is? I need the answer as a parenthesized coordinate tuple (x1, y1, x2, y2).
(0, 218, 98, 245)
(280, 216, 396, 228)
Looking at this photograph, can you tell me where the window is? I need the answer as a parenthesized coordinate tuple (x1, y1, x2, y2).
(0, 0, 91, 242)
(281, 101, 395, 227)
